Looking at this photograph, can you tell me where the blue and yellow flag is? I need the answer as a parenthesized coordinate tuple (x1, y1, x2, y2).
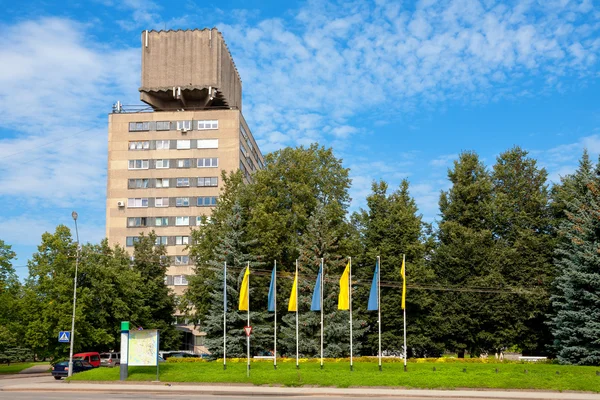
(401, 257, 406, 310)
(267, 266, 276, 312)
(338, 262, 350, 310)
(288, 271, 298, 312)
(310, 265, 322, 311)
(367, 260, 379, 311)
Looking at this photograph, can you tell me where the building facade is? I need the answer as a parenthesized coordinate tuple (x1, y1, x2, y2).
(106, 29, 264, 353)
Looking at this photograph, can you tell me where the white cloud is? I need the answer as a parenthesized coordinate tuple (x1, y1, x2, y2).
(430, 154, 458, 167)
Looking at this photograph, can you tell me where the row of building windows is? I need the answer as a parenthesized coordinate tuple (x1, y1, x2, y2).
(129, 120, 218, 132)
(126, 235, 190, 247)
(165, 275, 190, 286)
(240, 126, 264, 170)
(129, 139, 219, 151)
(128, 158, 219, 170)
(127, 196, 218, 208)
(127, 216, 211, 227)
(128, 177, 218, 189)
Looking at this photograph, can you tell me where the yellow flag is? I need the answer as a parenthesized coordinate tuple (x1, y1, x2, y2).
(238, 266, 250, 311)
(288, 272, 298, 312)
(338, 262, 350, 310)
(401, 257, 406, 310)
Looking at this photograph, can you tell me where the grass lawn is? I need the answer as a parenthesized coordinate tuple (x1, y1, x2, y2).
(70, 360, 600, 392)
(0, 362, 45, 374)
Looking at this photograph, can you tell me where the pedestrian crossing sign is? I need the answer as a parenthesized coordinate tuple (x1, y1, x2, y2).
(58, 331, 71, 343)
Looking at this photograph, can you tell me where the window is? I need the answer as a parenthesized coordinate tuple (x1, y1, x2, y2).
(176, 178, 189, 187)
(177, 120, 192, 131)
(196, 216, 211, 226)
(127, 217, 147, 227)
(175, 256, 189, 265)
(177, 159, 191, 168)
(127, 198, 148, 208)
(155, 197, 169, 207)
(155, 236, 168, 246)
(177, 140, 191, 149)
(175, 236, 189, 245)
(240, 125, 249, 141)
(197, 120, 218, 130)
(156, 121, 170, 131)
(174, 275, 189, 285)
(129, 122, 150, 132)
(155, 178, 170, 188)
(128, 179, 149, 189)
(129, 141, 150, 150)
(197, 158, 218, 168)
(176, 197, 190, 207)
(128, 160, 149, 170)
(197, 196, 217, 207)
(197, 177, 218, 187)
(176, 216, 189, 226)
(156, 159, 170, 169)
(197, 139, 218, 149)
(156, 140, 170, 150)
(240, 143, 248, 157)
(155, 217, 169, 226)
(126, 237, 140, 246)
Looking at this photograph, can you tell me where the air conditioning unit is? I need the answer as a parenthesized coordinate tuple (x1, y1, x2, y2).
(117, 201, 125, 207)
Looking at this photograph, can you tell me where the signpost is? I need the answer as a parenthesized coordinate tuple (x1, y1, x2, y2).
(244, 326, 253, 337)
(58, 331, 71, 343)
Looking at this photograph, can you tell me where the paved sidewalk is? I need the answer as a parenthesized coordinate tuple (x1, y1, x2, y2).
(1, 381, 599, 399)
(17, 364, 51, 374)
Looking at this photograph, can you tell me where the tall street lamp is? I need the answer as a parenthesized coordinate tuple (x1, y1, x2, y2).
(68, 211, 80, 377)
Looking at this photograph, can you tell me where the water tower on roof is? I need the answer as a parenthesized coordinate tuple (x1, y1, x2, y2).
(139, 28, 242, 111)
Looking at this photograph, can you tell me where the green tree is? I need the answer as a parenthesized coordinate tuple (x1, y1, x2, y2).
(0, 240, 23, 362)
(353, 180, 438, 357)
(431, 151, 499, 357)
(548, 152, 600, 365)
(491, 147, 554, 353)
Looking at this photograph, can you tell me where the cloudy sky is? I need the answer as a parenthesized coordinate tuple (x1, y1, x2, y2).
(1, 0, 599, 276)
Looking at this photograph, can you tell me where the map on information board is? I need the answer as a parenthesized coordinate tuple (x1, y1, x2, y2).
(128, 329, 158, 366)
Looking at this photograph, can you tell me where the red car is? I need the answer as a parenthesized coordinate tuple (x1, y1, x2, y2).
(73, 352, 101, 368)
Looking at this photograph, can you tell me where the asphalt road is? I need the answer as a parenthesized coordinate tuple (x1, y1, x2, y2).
(0, 395, 512, 400)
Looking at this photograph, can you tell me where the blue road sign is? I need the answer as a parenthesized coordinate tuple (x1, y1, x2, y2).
(58, 331, 71, 343)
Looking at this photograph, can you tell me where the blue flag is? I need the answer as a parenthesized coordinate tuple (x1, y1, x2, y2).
(311, 265, 322, 311)
(268, 266, 276, 312)
(367, 260, 379, 311)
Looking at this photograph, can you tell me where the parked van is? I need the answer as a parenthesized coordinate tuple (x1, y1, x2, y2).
(100, 352, 120, 367)
(73, 352, 101, 368)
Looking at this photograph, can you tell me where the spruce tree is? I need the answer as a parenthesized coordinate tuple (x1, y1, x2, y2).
(191, 202, 268, 358)
(548, 152, 600, 365)
(279, 203, 367, 358)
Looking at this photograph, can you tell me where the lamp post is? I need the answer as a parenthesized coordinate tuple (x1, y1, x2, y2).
(68, 211, 80, 377)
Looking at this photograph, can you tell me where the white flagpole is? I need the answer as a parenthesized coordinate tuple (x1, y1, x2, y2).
(403, 254, 407, 372)
(247, 261, 250, 377)
(320, 257, 324, 370)
(295, 259, 299, 369)
(274, 260, 277, 370)
(223, 262, 227, 370)
(349, 256, 353, 371)
(378, 256, 382, 371)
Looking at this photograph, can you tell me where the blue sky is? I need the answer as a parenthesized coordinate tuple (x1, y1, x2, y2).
(1, 0, 599, 278)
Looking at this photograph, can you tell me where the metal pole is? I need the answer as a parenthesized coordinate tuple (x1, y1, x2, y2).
(223, 262, 227, 370)
(349, 256, 353, 372)
(403, 254, 407, 372)
(320, 258, 324, 370)
(274, 260, 277, 370)
(295, 259, 299, 369)
(247, 261, 250, 377)
(378, 256, 381, 371)
(68, 211, 80, 378)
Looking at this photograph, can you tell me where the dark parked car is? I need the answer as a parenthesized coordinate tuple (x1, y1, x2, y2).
(51, 360, 94, 379)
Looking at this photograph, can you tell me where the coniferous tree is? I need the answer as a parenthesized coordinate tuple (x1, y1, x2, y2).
(189, 202, 268, 357)
(279, 203, 367, 358)
(548, 152, 600, 365)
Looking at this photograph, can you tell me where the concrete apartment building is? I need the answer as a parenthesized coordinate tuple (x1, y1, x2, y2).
(106, 29, 264, 352)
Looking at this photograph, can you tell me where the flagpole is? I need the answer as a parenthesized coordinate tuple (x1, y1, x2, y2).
(320, 257, 324, 370)
(274, 260, 277, 370)
(349, 256, 353, 372)
(223, 262, 227, 370)
(247, 261, 250, 377)
(295, 259, 299, 370)
(403, 254, 407, 372)
(378, 256, 381, 371)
